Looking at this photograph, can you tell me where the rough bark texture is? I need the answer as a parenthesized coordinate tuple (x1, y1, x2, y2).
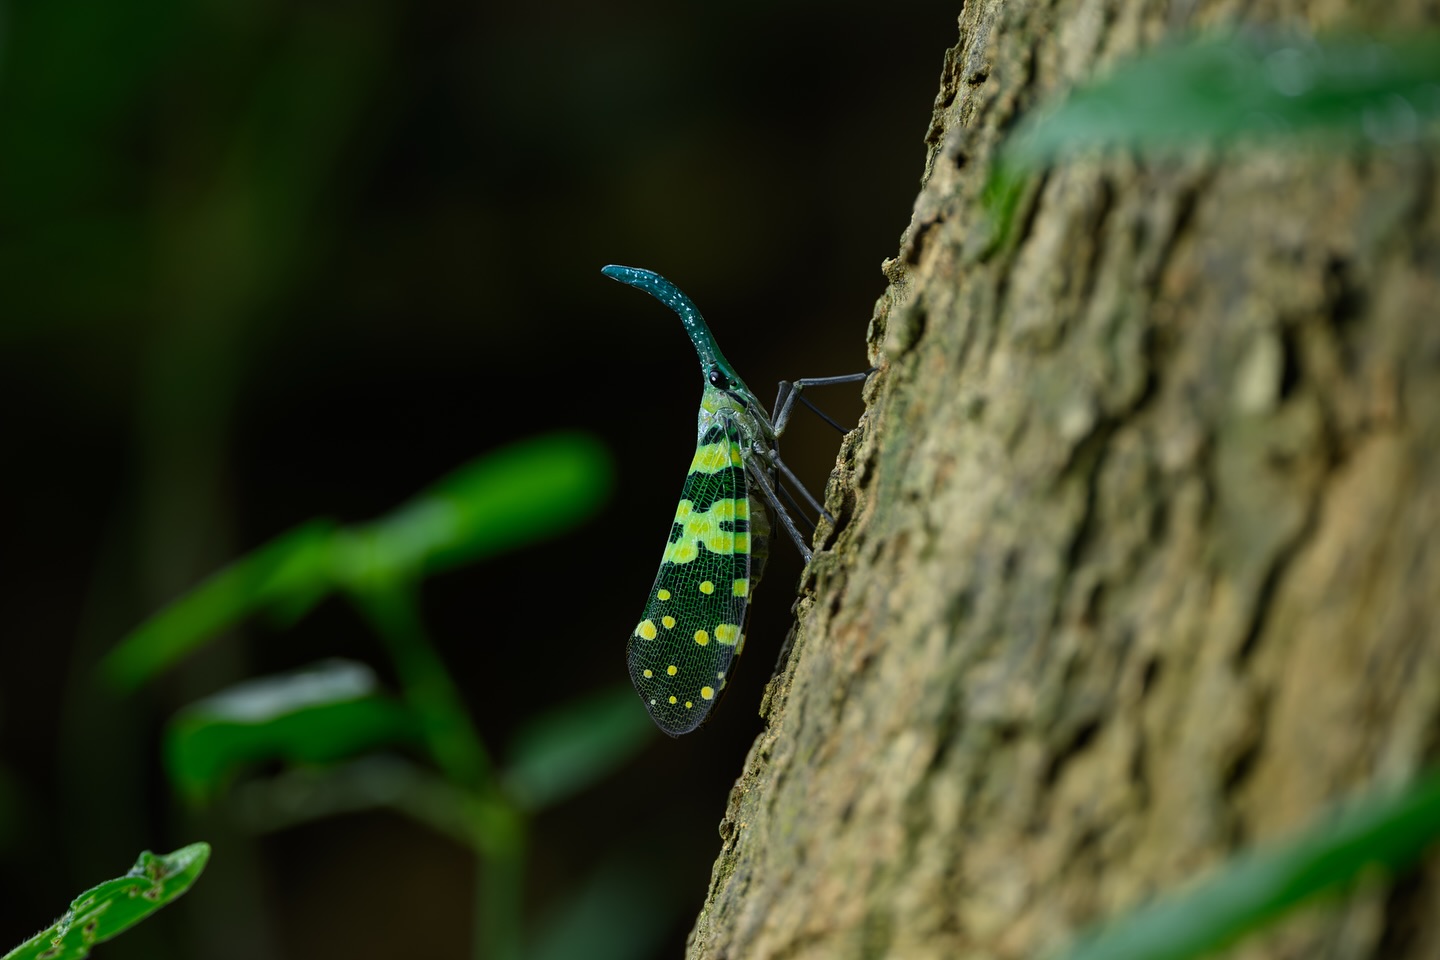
(688, 2, 1440, 958)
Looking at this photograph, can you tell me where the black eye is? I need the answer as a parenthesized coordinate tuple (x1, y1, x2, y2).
(708, 368, 731, 389)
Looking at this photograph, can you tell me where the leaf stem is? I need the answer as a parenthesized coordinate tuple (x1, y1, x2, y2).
(353, 581, 492, 789)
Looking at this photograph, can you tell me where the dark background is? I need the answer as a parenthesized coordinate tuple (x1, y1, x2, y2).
(0, 1, 956, 957)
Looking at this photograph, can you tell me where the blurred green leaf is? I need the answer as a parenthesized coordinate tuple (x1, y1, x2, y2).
(525, 856, 680, 960)
(1007, 32, 1440, 167)
(502, 686, 656, 811)
(103, 518, 337, 691)
(982, 32, 1440, 252)
(3, 844, 210, 960)
(105, 431, 613, 690)
(225, 756, 501, 848)
(165, 660, 422, 804)
(334, 431, 614, 588)
(1054, 768, 1440, 960)
(978, 160, 1029, 257)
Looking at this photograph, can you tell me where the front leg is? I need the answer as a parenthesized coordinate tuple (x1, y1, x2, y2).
(771, 370, 875, 437)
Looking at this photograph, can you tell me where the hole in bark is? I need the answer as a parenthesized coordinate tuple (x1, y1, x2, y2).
(1323, 255, 1368, 376)
(1377, 862, 1436, 957)
(1277, 324, 1301, 402)
(1043, 717, 1101, 787)
(1235, 559, 1286, 664)
(946, 587, 974, 628)
(1139, 656, 1162, 697)
(1080, 582, 1105, 627)
(1222, 736, 1261, 794)
(904, 219, 939, 266)
(1128, 731, 1149, 792)
(1324, 255, 1366, 329)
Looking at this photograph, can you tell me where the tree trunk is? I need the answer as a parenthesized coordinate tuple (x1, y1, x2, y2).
(688, 2, 1440, 958)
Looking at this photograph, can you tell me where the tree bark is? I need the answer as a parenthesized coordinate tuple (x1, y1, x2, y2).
(689, 2, 1440, 958)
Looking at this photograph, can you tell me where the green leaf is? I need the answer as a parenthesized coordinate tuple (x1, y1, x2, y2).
(4, 844, 210, 960)
(983, 32, 1440, 254)
(165, 660, 422, 804)
(103, 518, 337, 691)
(105, 432, 613, 689)
(978, 160, 1030, 255)
(335, 431, 614, 589)
(502, 686, 656, 811)
(1054, 769, 1440, 960)
(1006, 32, 1440, 167)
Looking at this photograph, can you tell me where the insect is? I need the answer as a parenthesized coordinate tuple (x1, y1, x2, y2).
(602, 264, 868, 736)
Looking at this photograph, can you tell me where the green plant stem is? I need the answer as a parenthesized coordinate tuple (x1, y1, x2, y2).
(353, 581, 492, 789)
(476, 841, 526, 960)
(354, 581, 529, 960)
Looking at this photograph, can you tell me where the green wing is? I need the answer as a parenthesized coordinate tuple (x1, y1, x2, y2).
(628, 417, 769, 735)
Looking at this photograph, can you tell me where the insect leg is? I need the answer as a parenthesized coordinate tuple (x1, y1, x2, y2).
(777, 482, 817, 533)
(745, 458, 813, 564)
(772, 369, 875, 437)
(771, 449, 833, 525)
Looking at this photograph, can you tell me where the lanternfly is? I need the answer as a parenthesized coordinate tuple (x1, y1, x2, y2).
(602, 265, 868, 735)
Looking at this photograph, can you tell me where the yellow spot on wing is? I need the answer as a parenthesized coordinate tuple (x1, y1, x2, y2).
(662, 615, 676, 629)
(715, 623, 740, 645)
(686, 700, 694, 708)
(636, 620, 657, 640)
(668, 695, 677, 704)
(699, 580, 714, 594)
(662, 498, 744, 563)
(733, 579, 748, 597)
(701, 686, 715, 700)
(666, 664, 678, 676)
(694, 630, 709, 646)
(689, 443, 732, 473)
(657, 589, 671, 600)
(643, 669, 653, 678)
